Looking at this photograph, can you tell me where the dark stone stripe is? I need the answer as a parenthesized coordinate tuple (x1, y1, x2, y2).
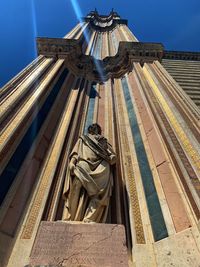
(121, 76, 168, 241)
(135, 65, 200, 219)
(0, 69, 69, 205)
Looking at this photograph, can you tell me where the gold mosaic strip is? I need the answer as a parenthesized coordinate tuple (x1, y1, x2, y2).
(153, 62, 200, 146)
(21, 88, 79, 239)
(135, 64, 200, 217)
(143, 66, 200, 174)
(114, 79, 145, 244)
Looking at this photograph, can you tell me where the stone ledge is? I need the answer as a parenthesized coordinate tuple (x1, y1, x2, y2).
(36, 38, 163, 82)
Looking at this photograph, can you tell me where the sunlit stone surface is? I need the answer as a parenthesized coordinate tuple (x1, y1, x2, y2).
(0, 9, 200, 267)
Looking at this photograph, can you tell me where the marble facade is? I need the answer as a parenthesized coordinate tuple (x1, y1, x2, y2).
(0, 10, 200, 267)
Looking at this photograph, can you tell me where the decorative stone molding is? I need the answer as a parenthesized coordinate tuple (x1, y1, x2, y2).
(37, 38, 82, 58)
(83, 10, 127, 31)
(163, 50, 200, 61)
(87, 10, 121, 23)
(37, 37, 164, 82)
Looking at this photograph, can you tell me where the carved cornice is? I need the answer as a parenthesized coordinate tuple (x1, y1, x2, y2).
(37, 37, 164, 82)
(163, 50, 200, 61)
(86, 10, 121, 23)
(37, 38, 82, 57)
(83, 10, 127, 31)
(92, 13, 114, 22)
(84, 19, 128, 32)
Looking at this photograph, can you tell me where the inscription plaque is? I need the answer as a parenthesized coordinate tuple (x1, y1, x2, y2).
(28, 221, 128, 267)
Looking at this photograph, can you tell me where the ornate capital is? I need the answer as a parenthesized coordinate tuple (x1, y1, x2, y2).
(37, 38, 164, 82)
(37, 37, 82, 58)
(83, 10, 127, 31)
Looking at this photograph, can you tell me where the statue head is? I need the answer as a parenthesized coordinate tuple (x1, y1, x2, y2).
(88, 123, 102, 135)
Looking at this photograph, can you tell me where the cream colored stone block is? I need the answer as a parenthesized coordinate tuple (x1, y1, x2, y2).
(192, 222, 200, 252)
(154, 228, 200, 267)
(197, 220, 200, 233)
(133, 244, 157, 267)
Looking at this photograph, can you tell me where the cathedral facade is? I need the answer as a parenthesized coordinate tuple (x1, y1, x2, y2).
(0, 10, 200, 267)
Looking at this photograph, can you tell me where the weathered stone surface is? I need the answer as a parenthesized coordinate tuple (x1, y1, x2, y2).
(154, 227, 200, 267)
(29, 221, 128, 267)
(131, 226, 200, 267)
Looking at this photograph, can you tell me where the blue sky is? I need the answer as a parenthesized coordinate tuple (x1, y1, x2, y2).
(0, 0, 200, 87)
